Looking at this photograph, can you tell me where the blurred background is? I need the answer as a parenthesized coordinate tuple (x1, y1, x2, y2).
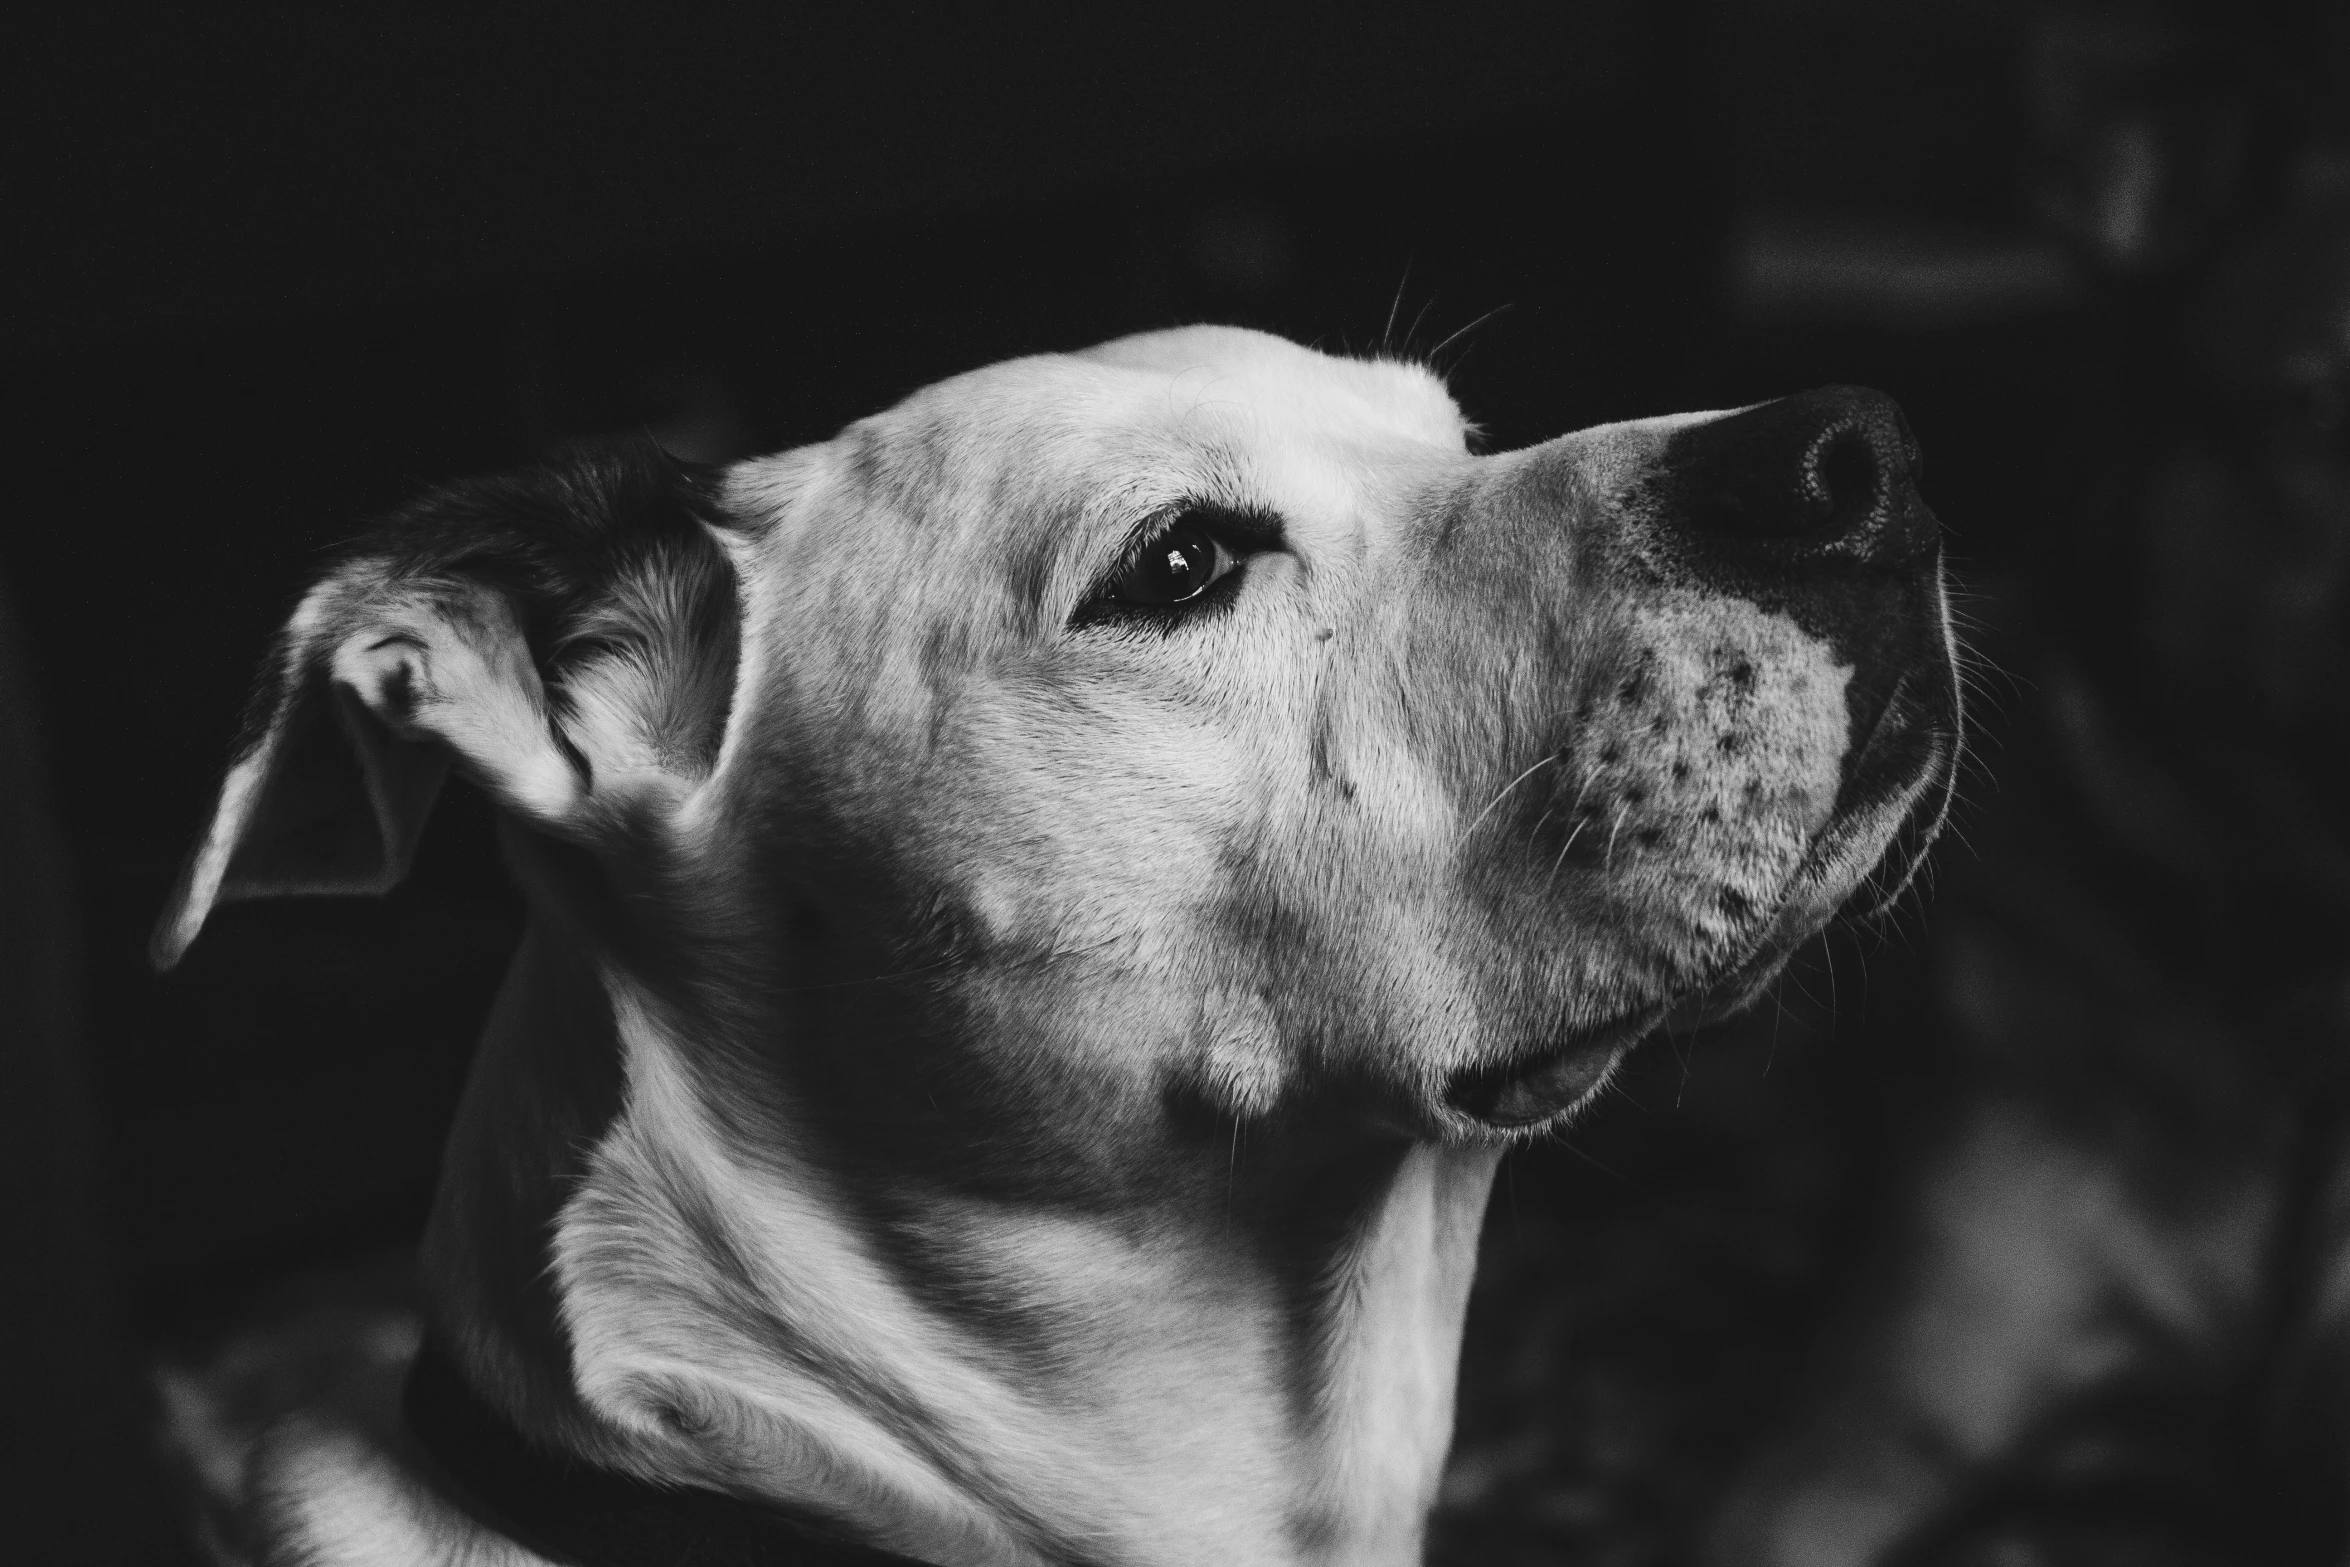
(10, 2, 2350, 1563)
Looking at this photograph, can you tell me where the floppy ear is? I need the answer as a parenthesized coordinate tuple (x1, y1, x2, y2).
(149, 572, 577, 969)
(152, 442, 739, 970)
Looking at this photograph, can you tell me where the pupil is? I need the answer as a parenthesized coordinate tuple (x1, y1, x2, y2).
(1159, 531, 1210, 596)
(1103, 519, 1230, 610)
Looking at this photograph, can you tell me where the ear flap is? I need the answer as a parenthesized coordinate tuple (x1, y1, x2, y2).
(152, 441, 740, 970)
(149, 572, 590, 969)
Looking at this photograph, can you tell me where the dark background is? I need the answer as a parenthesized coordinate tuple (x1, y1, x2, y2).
(8, 3, 2341, 1562)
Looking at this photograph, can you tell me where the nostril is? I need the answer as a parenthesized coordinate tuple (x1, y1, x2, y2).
(1809, 427, 1883, 534)
(1641, 385, 1937, 567)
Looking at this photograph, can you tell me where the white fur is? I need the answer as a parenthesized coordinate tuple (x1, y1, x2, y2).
(160, 327, 1950, 1566)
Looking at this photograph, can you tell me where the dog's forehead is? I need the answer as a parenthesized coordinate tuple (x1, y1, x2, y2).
(1069, 325, 1472, 454)
(861, 326, 1472, 508)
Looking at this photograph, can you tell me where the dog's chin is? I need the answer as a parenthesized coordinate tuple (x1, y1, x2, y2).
(1439, 1006, 1663, 1133)
(1822, 669, 1962, 919)
(1432, 930, 1810, 1138)
(1676, 731, 1957, 1025)
(1438, 730, 1957, 1140)
(1660, 937, 1805, 1033)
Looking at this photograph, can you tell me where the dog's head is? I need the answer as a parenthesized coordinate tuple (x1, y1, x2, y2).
(158, 327, 1956, 1167)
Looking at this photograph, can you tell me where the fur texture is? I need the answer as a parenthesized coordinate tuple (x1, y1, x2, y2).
(157, 327, 1957, 1566)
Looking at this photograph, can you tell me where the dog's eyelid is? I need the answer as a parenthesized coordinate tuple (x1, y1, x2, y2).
(1110, 501, 1284, 563)
(1096, 502, 1281, 581)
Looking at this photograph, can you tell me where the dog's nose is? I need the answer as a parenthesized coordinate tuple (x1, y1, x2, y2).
(1649, 386, 1936, 572)
(1628, 386, 1948, 803)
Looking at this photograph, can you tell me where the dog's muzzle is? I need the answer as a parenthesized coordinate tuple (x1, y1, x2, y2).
(1656, 381, 1958, 877)
(1442, 385, 1960, 1132)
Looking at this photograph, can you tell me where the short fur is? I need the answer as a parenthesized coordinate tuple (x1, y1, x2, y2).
(158, 327, 1958, 1566)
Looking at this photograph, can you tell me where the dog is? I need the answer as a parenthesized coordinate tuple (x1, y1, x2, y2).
(152, 325, 1959, 1566)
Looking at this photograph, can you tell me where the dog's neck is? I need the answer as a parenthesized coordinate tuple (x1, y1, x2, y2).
(421, 914, 1499, 1567)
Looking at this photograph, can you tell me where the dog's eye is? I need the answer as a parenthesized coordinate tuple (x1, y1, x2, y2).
(1107, 519, 1236, 607)
(1072, 505, 1281, 631)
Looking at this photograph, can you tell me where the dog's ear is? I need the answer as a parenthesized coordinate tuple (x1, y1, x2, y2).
(151, 441, 739, 970)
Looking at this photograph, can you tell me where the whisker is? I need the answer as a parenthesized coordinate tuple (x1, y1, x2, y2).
(1428, 303, 1514, 370)
(1821, 931, 1841, 1021)
(1403, 294, 1440, 357)
(1383, 264, 1413, 355)
(1455, 755, 1559, 847)
(1548, 1135, 1631, 1183)
(1571, 761, 1601, 816)
(1546, 815, 1590, 888)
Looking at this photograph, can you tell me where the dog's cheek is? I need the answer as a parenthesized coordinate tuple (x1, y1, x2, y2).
(1570, 593, 1852, 946)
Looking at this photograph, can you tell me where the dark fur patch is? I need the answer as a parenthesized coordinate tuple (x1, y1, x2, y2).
(230, 435, 740, 777)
